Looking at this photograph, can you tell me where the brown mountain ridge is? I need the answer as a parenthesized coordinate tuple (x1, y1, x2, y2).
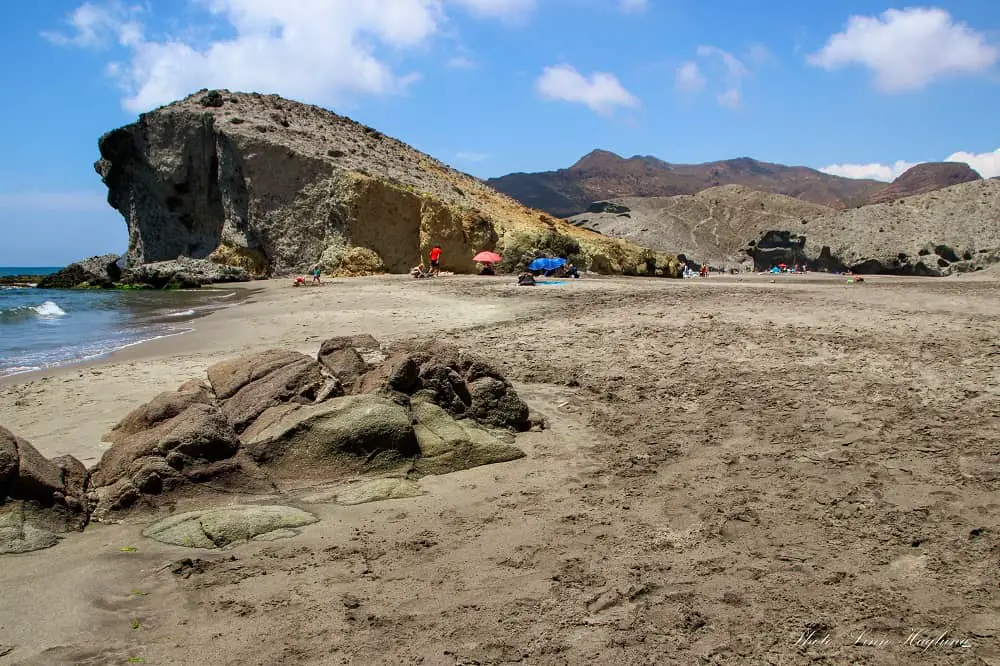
(487, 149, 887, 217)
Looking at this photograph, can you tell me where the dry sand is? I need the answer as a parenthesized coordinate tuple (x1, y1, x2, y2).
(1, 272, 999, 664)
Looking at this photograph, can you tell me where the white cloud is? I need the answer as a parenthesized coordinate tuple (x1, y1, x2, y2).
(447, 55, 476, 69)
(820, 148, 1000, 181)
(45, 0, 535, 113)
(42, 1, 143, 48)
(808, 7, 999, 92)
(456, 151, 489, 162)
(674, 61, 705, 93)
(535, 64, 639, 115)
(449, 0, 535, 21)
(945, 148, 1000, 178)
(0, 190, 109, 213)
(820, 161, 916, 182)
(619, 0, 648, 14)
(694, 45, 749, 109)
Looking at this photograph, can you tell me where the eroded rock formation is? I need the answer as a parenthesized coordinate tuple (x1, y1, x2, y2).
(94, 89, 682, 279)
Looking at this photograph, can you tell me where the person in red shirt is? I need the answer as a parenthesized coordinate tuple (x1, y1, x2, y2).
(429, 245, 442, 275)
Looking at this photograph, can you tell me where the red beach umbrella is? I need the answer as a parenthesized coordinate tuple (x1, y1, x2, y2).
(473, 251, 502, 264)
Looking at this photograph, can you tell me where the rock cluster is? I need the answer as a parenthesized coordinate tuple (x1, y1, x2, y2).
(0, 336, 531, 552)
(37, 255, 250, 290)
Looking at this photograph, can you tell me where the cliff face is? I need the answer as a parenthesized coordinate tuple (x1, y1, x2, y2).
(95, 90, 681, 278)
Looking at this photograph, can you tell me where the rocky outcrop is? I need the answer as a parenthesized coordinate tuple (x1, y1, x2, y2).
(79, 335, 531, 521)
(0, 427, 89, 553)
(37, 254, 121, 289)
(866, 162, 982, 205)
(745, 179, 1000, 275)
(142, 505, 318, 548)
(120, 258, 250, 288)
(94, 90, 682, 279)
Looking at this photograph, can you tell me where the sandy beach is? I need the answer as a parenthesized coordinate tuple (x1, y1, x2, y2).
(2, 271, 999, 664)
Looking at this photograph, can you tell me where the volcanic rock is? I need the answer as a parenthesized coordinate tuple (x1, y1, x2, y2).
(93, 90, 682, 279)
(0, 427, 89, 553)
(142, 505, 318, 548)
(37, 254, 121, 289)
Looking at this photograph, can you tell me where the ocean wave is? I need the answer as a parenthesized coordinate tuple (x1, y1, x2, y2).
(0, 365, 42, 377)
(166, 309, 196, 317)
(0, 300, 66, 322)
(34, 301, 66, 317)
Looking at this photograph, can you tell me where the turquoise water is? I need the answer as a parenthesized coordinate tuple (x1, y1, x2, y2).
(0, 267, 61, 277)
(0, 267, 239, 377)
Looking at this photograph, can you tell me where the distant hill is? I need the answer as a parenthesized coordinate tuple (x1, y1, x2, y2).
(568, 186, 833, 265)
(487, 150, 886, 218)
(866, 162, 982, 204)
(568, 179, 1000, 275)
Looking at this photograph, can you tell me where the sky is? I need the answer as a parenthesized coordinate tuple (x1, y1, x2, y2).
(1, 0, 998, 265)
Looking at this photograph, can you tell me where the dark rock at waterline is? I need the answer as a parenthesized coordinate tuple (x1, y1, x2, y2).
(120, 258, 250, 289)
(36, 254, 122, 289)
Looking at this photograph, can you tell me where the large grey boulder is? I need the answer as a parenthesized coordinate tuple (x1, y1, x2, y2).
(207, 350, 333, 433)
(410, 398, 525, 476)
(36, 254, 121, 289)
(120, 257, 250, 288)
(88, 382, 242, 518)
(0, 427, 89, 554)
(243, 393, 419, 476)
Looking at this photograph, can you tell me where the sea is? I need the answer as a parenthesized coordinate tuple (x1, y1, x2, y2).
(0, 267, 240, 378)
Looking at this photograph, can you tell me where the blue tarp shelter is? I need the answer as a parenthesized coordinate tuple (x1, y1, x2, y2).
(528, 257, 567, 272)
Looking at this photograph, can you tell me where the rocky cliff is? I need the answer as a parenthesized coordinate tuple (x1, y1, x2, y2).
(95, 90, 681, 279)
(865, 162, 982, 205)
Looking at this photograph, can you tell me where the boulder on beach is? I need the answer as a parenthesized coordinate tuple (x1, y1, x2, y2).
(36, 254, 121, 289)
(50, 334, 530, 526)
(0, 426, 89, 554)
(207, 349, 338, 434)
(142, 505, 318, 548)
(410, 398, 525, 476)
(87, 381, 244, 519)
(243, 393, 420, 476)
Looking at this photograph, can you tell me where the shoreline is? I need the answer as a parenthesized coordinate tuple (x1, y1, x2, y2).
(0, 270, 967, 388)
(0, 284, 259, 385)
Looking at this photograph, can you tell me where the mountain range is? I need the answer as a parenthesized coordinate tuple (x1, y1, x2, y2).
(487, 150, 983, 218)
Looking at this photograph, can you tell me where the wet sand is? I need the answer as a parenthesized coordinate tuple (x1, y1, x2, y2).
(1, 271, 998, 664)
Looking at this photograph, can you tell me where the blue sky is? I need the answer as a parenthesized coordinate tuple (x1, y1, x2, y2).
(1, 0, 998, 265)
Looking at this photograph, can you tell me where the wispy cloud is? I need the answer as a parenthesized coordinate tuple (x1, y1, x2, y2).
(619, 0, 648, 14)
(447, 55, 477, 70)
(456, 151, 489, 162)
